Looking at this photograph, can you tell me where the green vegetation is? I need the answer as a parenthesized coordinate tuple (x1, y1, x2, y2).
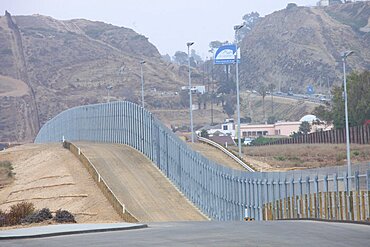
(0, 160, 15, 178)
(200, 129, 209, 138)
(251, 136, 285, 145)
(313, 71, 370, 129)
(299, 121, 312, 135)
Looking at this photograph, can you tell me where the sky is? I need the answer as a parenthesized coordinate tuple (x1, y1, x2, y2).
(0, 0, 318, 58)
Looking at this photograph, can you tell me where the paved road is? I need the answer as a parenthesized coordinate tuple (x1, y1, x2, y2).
(3, 221, 369, 246)
(75, 142, 207, 222)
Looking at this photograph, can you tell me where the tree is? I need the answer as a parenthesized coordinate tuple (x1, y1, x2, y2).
(209, 40, 227, 54)
(241, 116, 252, 123)
(191, 49, 203, 65)
(258, 84, 267, 121)
(268, 83, 276, 115)
(312, 71, 370, 129)
(267, 116, 277, 124)
(179, 89, 189, 107)
(173, 51, 188, 65)
(200, 129, 209, 138)
(286, 3, 298, 9)
(299, 121, 312, 135)
(238, 12, 262, 41)
(223, 95, 236, 118)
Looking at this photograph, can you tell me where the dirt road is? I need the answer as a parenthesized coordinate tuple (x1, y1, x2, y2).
(75, 142, 207, 222)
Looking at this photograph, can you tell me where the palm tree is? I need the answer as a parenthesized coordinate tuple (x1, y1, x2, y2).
(268, 83, 276, 116)
(258, 84, 267, 121)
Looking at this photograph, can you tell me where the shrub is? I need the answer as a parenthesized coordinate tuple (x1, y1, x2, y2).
(0, 160, 14, 178)
(274, 156, 286, 161)
(336, 153, 346, 162)
(21, 208, 53, 224)
(54, 209, 76, 223)
(0, 209, 6, 227)
(7, 202, 35, 225)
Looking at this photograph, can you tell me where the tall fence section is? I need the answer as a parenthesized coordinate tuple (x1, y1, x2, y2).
(35, 101, 370, 222)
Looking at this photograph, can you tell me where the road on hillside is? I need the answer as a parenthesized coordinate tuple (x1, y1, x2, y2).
(189, 142, 247, 171)
(75, 142, 207, 222)
(3, 221, 369, 246)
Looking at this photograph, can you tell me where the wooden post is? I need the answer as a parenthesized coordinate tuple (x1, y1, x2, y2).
(350, 191, 355, 221)
(328, 192, 333, 220)
(319, 192, 323, 219)
(339, 191, 343, 220)
(361, 191, 365, 221)
(313, 193, 317, 218)
(333, 192, 338, 220)
(344, 191, 348, 220)
(356, 191, 361, 221)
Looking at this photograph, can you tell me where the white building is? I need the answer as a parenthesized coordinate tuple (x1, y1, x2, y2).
(181, 85, 206, 94)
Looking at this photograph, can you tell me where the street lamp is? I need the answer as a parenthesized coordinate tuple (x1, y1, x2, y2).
(234, 24, 244, 157)
(187, 41, 195, 142)
(106, 85, 113, 102)
(341, 50, 354, 191)
(140, 60, 146, 108)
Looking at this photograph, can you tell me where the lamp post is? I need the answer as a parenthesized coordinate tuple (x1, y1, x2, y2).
(140, 61, 146, 108)
(187, 42, 195, 142)
(106, 85, 113, 102)
(341, 50, 354, 192)
(234, 24, 244, 157)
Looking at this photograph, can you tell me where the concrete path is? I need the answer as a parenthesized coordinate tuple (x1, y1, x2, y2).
(75, 142, 207, 222)
(0, 223, 147, 240)
(2, 221, 369, 246)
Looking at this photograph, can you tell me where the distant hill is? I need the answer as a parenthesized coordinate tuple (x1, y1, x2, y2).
(0, 12, 189, 142)
(239, 1, 370, 93)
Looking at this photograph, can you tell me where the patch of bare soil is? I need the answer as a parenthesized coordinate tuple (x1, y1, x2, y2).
(0, 73, 29, 97)
(0, 144, 121, 227)
(243, 143, 370, 170)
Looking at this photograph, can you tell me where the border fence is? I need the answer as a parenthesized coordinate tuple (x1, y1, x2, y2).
(254, 125, 370, 146)
(35, 101, 370, 222)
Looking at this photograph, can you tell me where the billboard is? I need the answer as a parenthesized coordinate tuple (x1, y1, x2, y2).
(214, 44, 240, 65)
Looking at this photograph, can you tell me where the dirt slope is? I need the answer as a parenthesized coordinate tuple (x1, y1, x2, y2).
(75, 142, 207, 222)
(0, 144, 121, 223)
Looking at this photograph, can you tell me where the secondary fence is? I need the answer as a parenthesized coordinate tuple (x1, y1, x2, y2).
(34, 101, 370, 222)
(254, 125, 370, 146)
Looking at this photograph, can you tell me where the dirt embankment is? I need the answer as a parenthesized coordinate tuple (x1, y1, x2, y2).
(0, 144, 121, 224)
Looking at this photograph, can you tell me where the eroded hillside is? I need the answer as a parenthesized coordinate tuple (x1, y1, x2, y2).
(0, 12, 189, 142)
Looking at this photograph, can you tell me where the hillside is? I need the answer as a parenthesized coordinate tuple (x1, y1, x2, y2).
(239, 2, 370, 94)
(0, 144, 121, 223)
(0, 12, 191, 142)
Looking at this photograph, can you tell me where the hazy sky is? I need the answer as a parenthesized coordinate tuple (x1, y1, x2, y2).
(1, 0, 318, 58)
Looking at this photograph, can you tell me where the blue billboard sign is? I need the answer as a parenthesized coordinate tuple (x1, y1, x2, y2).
(214, 44, 240, 65)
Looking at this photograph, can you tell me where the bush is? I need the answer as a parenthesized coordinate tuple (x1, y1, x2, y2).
(54, 209, 76, 223)
(0, 210, 6, 227)
(2, 202, 35, 226)
(21, 208, 53, 224)
(0, 160, 15, 178)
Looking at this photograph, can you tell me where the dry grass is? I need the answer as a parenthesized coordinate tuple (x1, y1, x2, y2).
(242, 144, 370, 169)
